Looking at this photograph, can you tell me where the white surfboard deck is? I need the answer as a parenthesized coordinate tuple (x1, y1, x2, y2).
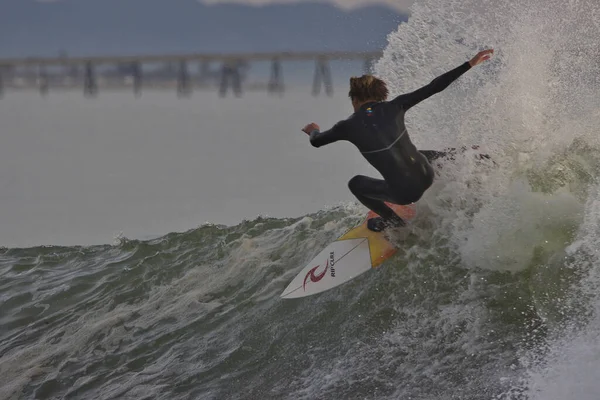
(280, 238, 372, 299)
(280, 203, 416, 299)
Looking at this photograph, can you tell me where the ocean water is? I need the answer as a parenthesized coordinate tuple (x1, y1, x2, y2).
(0, 87, 374, 248)
(3, 0, 600, 398)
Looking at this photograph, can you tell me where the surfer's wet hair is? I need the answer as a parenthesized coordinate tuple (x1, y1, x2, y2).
(348, 75, 389, 103)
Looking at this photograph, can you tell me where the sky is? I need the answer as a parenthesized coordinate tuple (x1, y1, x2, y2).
(3, 0, 408, 57)
(198, 0, 415, 12)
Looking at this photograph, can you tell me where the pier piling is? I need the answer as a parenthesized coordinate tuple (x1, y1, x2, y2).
(177, 60, 191, 97)
(219, 62, 242, 97)
(83, 61, 98, 97)
(39, 66, 49, 96)
(132, 62, 142, 97)
(268, 58, 284, 96)
(312, 57, 333, 97)
(363, 56, 377, 74)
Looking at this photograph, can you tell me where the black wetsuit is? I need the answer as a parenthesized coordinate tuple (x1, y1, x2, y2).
(309, 61, 472, 225)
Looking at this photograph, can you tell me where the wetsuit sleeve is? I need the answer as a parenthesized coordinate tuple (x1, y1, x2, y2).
(391, 62, 471, 111)
(309, 121, 348, 148)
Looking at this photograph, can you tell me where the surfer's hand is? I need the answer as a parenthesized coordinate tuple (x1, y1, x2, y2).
(469, 49, 494, 67)
(302, 123, 320, 135)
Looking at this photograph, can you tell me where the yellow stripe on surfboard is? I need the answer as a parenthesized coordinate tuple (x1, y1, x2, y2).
(338, 203, 416, 268)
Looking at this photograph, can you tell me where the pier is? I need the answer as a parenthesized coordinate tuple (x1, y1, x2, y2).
(0, 51, 383, 98)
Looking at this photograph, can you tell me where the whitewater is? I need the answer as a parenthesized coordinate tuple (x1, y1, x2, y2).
(3, 0, 600, 398)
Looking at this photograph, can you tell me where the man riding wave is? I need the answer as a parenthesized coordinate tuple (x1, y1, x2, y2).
(302, 49, 494, 232)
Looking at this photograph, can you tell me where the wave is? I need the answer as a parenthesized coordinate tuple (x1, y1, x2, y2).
(0, 142, 597, 399)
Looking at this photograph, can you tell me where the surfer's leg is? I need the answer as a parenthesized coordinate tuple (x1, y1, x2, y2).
(348, 175, 407, 232)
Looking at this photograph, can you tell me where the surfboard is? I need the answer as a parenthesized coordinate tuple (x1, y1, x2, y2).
(280, 203, 416, 299)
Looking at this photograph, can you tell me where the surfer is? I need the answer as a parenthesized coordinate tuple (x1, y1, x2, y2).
(302, 49, 494, 232)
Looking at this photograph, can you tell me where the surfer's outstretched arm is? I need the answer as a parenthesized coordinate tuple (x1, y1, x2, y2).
(302, 121, 348, 148)
(391, 49, 493, 111)
(390, 62, 471, 111)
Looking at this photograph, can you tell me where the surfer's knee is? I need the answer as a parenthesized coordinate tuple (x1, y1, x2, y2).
(348, 175, 366, 195)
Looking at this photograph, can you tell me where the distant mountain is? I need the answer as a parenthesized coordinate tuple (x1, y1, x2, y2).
(0, 0, 408, 58)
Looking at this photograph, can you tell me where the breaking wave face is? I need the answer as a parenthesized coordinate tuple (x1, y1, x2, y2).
(374, 0, 600, 397)
(3, 0, 600, 399)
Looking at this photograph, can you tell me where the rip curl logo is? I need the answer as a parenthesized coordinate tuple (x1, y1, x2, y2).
(303, 251, 336, 291)
(303, 260, 329, 291)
